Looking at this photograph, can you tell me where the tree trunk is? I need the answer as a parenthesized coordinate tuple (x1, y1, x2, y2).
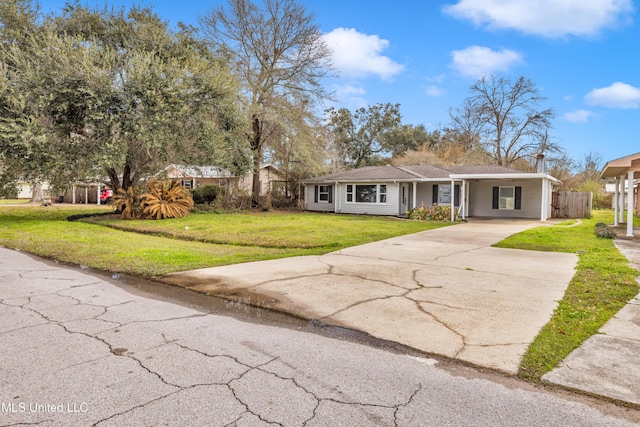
(251, 115, 263, 206)
(122, 163, 133, 191)
(105, 162, 134, 193)
(105, 166, 120, 192)
(30, 183, 44, 203)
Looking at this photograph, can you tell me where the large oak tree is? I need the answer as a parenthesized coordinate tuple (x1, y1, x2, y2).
(0, 0, 248, 194)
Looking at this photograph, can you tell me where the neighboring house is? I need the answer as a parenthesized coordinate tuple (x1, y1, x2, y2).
(605, 180, 638, 209)
(600, 151, 640, 237)
(237, 164, 283, 195)
(303, 164, 560, 221)
(159, 164, 283, 196)
(15, 181, 52, 200)
(159, 165, 237, 192)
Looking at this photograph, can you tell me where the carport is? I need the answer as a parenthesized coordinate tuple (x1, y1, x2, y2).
(600, 152, 640, 237)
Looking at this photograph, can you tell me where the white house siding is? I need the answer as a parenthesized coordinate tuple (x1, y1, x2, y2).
(305, 184, 335, 212)
(415, 184, 434, 208)
(468, 180, 543, 219)
(336, 182, 400, 216)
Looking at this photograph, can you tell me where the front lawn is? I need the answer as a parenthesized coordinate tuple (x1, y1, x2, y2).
(0, 206, 449, 276)
(80, 210, 443, 249)
(495, 210, 639, 381)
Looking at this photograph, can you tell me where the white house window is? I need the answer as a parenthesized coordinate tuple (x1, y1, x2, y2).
(181, 179, 193, 189)
(499, 186, 515, 209)
(356, 185, 376, 203)
(318, 185, 330, 202)
(347, 184, 387, 204)
(438, 185, 451, 204)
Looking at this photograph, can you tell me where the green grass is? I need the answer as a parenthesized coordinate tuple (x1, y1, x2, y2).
(81, 210, 444, 249)
(494, 210, 639, 381)
(0, 205, 449, 276)
(0, 199, 30, 205)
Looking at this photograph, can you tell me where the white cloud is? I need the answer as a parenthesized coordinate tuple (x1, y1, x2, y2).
(335, 84, 366, 97)
(426, 74, 447, 84)
(425, 85, 445, 96)
(443, 0, 634, 38)
(322, 28, 405, 80)
(585, 82, 640, 108)
(563, 109, 594, 122)
(450, 46, 523, 78)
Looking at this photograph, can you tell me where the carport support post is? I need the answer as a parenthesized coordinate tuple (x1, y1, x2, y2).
(412, 181, 417, 211)
(97, 182, 101, 205)
(540, 179, 546, 221)
(450, 178, 455, 222)
(614, 177, 619, 226)
(619, 176, 625, 224)
(627, 170, 634, 237)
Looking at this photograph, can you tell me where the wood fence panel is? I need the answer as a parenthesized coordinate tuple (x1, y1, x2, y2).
(552, 191, 592, 218)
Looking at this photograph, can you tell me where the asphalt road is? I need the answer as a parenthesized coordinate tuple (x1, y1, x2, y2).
(1, 247, 638, 426)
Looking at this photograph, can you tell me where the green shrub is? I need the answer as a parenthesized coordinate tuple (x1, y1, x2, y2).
(594, 223, 616, 239)
(192, 185, 226, 204)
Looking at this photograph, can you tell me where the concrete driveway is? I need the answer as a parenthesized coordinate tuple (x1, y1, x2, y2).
(163, 219, 578, 374)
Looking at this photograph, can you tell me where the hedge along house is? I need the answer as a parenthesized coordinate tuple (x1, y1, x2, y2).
(302, 164, 560, 221)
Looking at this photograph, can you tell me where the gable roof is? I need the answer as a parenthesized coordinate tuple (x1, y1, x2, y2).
(600, 152, 640, 179)
(303, 164, 542, 184)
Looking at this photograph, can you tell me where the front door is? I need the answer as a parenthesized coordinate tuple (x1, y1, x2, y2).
(400, 184, 409, 215)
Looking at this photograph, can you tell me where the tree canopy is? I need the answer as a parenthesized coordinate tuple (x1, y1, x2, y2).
(0, 0, 249, 193)
(326, 103, 432, 168)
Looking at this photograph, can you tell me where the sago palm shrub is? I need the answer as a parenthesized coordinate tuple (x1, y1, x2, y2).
(141, 180, 194, 220)
(112, 186, 145, 219)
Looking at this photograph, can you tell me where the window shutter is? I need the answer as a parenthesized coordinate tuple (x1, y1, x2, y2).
(314, 185, 318, 203)
(492, 187, 499, 209)
(454, 184, 460, 206)
(432, 185, 438, 204)
(328, 185, 333, 203)
(515, 186, 522, 210)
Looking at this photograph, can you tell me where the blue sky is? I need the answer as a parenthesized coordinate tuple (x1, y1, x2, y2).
(37, 0, 639, 165)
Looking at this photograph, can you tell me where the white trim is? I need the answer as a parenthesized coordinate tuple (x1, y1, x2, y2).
(412, 181, 417, 211)
(627, 171, 634, 237)
(450, 178, 455, 222)
(450, 172, 560, 184)
(614, 177, 619, 226)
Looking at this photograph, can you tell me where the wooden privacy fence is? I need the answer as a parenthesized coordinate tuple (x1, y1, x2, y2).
(552, 191, 592, 218)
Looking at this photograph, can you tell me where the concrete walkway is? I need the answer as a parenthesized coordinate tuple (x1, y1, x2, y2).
(543, 237, 640, 405)
(163, 219, 578, 374)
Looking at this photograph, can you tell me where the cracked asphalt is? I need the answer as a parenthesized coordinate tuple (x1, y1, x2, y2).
(2, 247, 640, 426)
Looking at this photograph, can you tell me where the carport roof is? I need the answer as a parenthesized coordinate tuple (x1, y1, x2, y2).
(600, 152, 640, 179)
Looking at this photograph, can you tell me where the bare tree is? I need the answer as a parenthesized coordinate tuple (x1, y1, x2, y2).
(576, 151, 603, 182)
(200, 0, 334, 205)
(450, 75, 560, 166)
